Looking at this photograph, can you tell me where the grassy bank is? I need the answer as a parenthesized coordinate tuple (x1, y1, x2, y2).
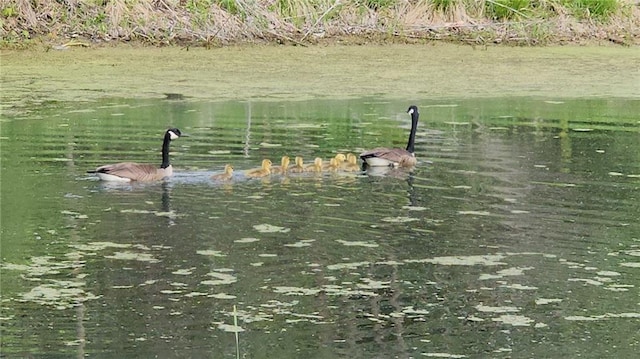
(1, 0, 639, 47)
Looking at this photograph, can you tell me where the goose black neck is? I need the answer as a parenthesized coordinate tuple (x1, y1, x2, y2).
(160, 132, 172, 169)
(405, 111, 419, 154)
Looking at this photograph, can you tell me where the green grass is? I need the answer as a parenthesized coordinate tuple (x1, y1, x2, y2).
(217, 0, 241, 15)
(485, 0, 532, 20)
(432, 0, 456, 12)
(361, 0, 397, 10)
(566, 0, 619, 20)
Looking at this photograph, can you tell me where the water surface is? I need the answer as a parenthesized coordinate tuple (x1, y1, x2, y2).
(1, 97, 639, 357)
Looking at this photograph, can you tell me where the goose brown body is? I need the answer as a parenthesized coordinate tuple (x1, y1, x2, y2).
(94, 162, 173, 182)
(359, 147, 417, 167)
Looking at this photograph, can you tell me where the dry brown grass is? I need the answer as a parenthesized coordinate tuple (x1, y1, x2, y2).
(1, 0, 638, 47)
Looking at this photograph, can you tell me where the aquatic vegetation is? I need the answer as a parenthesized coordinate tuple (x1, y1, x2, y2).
(422, 354, 467, 358)
(105, 251, 160, 263)
(457, 210, 491, 216)
(405, 254, 508, 266)
(478, 266, 533, 280)
(491, 314, 535, 326)
(234, 237, 261, 243)
(335, 239, 378, 247)
(284, 239, 315, 247)
(565, 312, 640, 321)
(201, 271, 237, 285)
(535, 298, 563, 305)
(380, 216, 420, 223)
(475, 304, 520, 313)
(619, 262, 640, 268)
(172, 268, 196, 275)
(20, 281, 101, 310)
(196, 249, 227, 256)
(253, 223, 290, 233)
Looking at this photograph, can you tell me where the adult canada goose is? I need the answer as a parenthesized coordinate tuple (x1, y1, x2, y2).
(341, 153, 361, 172)
(211, 164, 234, 181)
(305, 157, 323, 173)
(289, 156, 305, 173)
(360, 105, 419, 167)
(271, 156, 291, 174)
(246, 159, 272, 178)
(88, 128, 183, 182)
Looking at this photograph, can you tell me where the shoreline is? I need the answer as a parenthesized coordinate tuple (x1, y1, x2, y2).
(2, 1, 639, 49)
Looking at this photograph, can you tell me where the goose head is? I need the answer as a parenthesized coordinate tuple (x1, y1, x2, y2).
(166, 128, 182, 140)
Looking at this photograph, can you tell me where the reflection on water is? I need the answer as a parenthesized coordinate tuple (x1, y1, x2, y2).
(1, 98, 639, 357)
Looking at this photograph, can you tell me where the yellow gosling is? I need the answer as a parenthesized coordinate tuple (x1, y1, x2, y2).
(323, 153, 346, 171)
(271, 156, 291, 175)
(326, 157, 341, 172)
(341, 153, 361, 172)
(289, 156, 305, 173)
(305, 157, 323, 173)
(246, 159, 272, 178)
(211, 164, 234, 181)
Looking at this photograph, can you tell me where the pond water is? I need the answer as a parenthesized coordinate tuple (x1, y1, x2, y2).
(1, 96, 638, 358)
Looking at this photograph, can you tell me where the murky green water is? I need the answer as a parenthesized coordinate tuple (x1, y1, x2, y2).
(1, 96, 638, 357)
